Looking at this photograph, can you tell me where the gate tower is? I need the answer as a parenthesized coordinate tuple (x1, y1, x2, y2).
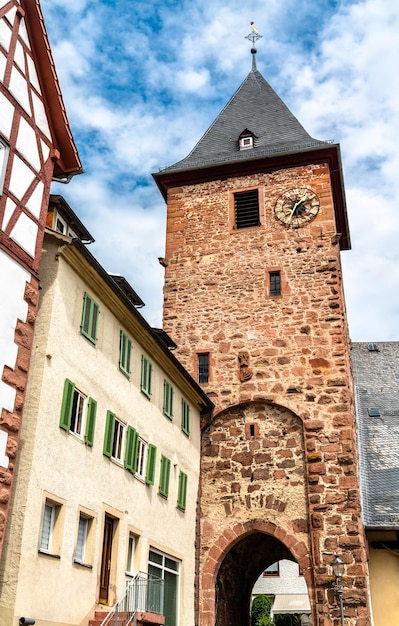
(154, 40, 370, 626)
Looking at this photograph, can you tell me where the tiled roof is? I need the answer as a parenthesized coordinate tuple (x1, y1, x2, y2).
(161, 68, 328, 174)
(352, 342, 399, 528)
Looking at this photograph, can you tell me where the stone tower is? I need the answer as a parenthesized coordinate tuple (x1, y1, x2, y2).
(154, 48, 370, 626)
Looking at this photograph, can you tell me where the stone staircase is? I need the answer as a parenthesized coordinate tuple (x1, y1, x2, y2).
(89, 610, 165, 626)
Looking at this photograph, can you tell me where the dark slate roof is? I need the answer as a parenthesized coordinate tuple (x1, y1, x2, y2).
(352, 342, 399, 528)
(161, 68, 328, 174)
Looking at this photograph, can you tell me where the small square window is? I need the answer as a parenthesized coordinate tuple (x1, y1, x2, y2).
(38, 497, 65, 557)
(181, 399, 190, 436)
(80, 292, 99, 344)
(263, 562, 279, 576)
(239, 136, 253, 150)
(163, 380, 174, 419)
(234, 189, 260, 229)
(368, 407, 380, 417)
(141, 355, 152, 398)
(197, 353, 209, 384)
(119, 331, 132, 377)
(269, 271, 281, 296)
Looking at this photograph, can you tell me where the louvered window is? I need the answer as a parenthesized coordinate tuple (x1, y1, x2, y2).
(234, 189, 260, 229)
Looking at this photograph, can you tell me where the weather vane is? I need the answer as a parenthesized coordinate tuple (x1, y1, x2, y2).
(245, 22, 262, 69)
(245, 22, 263, 47)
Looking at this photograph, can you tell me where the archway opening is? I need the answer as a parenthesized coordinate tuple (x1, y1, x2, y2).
(215, 531, 295, 626)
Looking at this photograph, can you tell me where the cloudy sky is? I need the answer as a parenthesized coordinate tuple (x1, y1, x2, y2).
(40, 0, 399, 342)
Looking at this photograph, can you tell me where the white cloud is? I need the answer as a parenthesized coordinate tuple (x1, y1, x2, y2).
(42, 0, 399, 340)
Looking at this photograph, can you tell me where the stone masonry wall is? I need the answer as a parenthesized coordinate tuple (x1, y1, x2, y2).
(0, 277, 39, 557)
(162, 163, 371, 625)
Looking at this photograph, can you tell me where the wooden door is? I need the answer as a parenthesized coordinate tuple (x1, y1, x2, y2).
(99, 515, 114, 603)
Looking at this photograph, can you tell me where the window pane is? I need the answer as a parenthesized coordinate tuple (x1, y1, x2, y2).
(75, 516, 88, 562)
(70, 388, 86, 436)
(198, 353, 209, 383)
(136, 438, 147, 479)
(40, 503, 54, 551)
(269, 271, 281, 296)
(127, 534, 135, 573)
(112, 418, 125, 461)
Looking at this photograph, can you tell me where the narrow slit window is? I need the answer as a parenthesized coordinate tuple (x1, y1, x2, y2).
(234, 189, 260, 229)
(269, 271, 281, 296)
(197, 353, 209, 384)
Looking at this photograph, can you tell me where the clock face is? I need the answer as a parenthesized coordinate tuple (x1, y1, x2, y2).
(274, 187, 320, 228)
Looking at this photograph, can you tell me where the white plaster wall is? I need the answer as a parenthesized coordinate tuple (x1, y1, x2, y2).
(0, 249, 29, 414)
(252, 559, 309, 596)
(11, 242, 201, 626)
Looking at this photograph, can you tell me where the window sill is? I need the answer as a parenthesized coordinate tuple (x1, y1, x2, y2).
(73, 559, 93, 569)
(141, 389, 152, 400)
(38, 549, 61, 559)
(119, 367, 131, 380)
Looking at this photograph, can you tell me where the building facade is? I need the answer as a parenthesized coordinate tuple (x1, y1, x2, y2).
(0, 209, 212, 626)
(0, 0, 81, 558)
(154, 50, 371, 626)
(352, 341, 399, 626)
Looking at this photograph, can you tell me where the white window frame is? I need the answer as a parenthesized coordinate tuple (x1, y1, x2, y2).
(70, 388, 87, 438)
(239, 136, 253, 150)
(148, 548, 180, 625)
(112, 417, 126, 463)
(75, 514, 88, 563)
(39, 502, 55, 553)
(135, 437, 148, 480)
(126, 532, 136, 576)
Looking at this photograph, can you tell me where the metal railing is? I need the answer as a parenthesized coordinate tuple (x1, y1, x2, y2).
(99, 571, 164, 626)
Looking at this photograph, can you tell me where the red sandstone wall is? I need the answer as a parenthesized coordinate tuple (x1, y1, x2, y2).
(162, 164, 371, 626)
(0, 278, 39, 555)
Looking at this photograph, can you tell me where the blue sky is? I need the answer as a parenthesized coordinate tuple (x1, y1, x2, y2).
(41, 0, 399, 341)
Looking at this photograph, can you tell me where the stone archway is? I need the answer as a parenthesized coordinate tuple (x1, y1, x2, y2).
(199, 521, 312, 626)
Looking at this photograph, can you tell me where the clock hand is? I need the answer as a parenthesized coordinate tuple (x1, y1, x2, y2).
(287, 196, 306, 223)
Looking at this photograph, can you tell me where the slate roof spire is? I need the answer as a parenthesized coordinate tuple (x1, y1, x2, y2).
(160, 34, 329, 175)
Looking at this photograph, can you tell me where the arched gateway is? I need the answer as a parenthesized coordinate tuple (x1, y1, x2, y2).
(198, 401, 311, 626)
(154, 36, 371, 626)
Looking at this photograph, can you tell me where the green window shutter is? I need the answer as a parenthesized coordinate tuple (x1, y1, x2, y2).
(159, 455, 171, 497)
(163, 380, 173, 419)
(124, 426, 139, 473)
(84, 397, 97, 446)
(119, 331, 132, 376)
(181, 399, 190, 436)
(177, 471, 188, 510)
(59, 379, 75, 431)
(80, 293, 99, 344)
(145, 444, 157, 485)
(103, 411, 116, 457)
(141, 356, 152, 398)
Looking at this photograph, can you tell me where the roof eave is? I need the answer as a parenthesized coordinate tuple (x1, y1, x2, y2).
(22, 0, 83, 179)
(153, 143, 351, 250)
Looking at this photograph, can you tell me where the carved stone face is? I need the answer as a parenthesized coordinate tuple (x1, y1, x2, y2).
(238, 351, 250, 367)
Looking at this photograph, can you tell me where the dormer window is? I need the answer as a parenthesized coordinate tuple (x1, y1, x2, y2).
(238, 128, 255, 151)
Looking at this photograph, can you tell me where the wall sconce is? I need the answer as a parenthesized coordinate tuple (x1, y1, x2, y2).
(331, 554, 345, 626)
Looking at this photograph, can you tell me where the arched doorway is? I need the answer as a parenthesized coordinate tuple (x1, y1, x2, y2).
(216, 531, 295, 626)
